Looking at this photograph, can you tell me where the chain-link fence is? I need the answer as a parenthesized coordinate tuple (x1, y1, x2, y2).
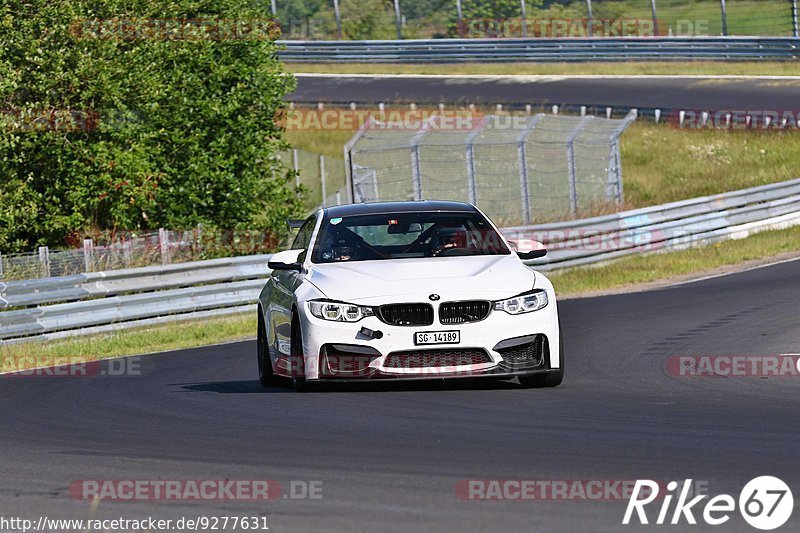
(277, 148, 350, 210)
(0, 229, 282, 282)
(0, 148, 347, 281)
(272, 0, 799, 40)
(345, 111, 636, 226)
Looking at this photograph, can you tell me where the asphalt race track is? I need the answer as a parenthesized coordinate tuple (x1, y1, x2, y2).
(2, 258, 800, 532)
(289, 74, 800, 112)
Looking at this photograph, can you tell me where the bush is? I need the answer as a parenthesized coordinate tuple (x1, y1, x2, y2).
(0, 0, 302, 253)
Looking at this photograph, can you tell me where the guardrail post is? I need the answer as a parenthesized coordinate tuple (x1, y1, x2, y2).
(38, 246, 50, 278)
(159, 228, 171, 265)
(83, 239, 94, 272)
(720, 0, 728, 35)
(520, 0, 527, 37)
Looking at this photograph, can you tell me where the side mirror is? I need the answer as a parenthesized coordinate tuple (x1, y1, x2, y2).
(511, 239, 547, 260)
(517, 249, 547, 260)
(268, 249, 304, 271)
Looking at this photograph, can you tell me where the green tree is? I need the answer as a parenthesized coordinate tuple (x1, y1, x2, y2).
(0, 0, 301, 253)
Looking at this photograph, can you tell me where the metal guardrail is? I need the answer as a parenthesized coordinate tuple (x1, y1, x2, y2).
(0, 256, 273, 342)
(278, 37, 800, 62)
(2, 179, 800, 342)
(504, 178, 800, 270)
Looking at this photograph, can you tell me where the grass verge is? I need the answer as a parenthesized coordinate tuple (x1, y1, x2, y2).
(549, 224, 800, 296)
(288, 62, 800, 77)
(0, 313, 255, 373)
(3, 223, 800, 372)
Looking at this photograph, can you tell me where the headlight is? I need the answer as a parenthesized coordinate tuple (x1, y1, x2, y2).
(493, 289, 548, 315)
(308, 300, 374, 322)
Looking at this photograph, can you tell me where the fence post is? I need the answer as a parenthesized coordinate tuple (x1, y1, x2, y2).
(650, 0, 659, 36)
(608, 141, 623, 203)
(409, 116, 437, 201)
(464, 117, 487, 205)
(720, 0, 728, 35)
(83, 239, 94, 272)
(585, 0, 593, 37)
(411, 147, 423, 201)
(292, 148, 300, 189)
(793, 0, 799, 38)
(38, 246, 50, 278)
(320, 154, 327, 207)
(520, 0, 527, 37)
(516, 114, 545, 225)
(159, 228, 171, 265)
(344, 117, 373, 203)
(333, 0, 342, 39)
(455, 0, 463, 34)
(393, 0, 402, 39)
(565, 116, 594, 217)
(607, 109, 638, 204)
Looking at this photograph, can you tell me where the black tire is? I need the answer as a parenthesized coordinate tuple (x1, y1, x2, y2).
(257, 310, 280, 387)
(290, 314, 311, 392)
(519, 330, 564, 388)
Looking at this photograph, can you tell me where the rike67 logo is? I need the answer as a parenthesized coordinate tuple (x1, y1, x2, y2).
(623, 477, 793, 530)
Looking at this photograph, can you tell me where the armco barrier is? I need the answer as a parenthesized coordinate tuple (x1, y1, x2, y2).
(278, 37, 800, 63)
(504, 178, 800, 269)
(2, 179, 800, 342)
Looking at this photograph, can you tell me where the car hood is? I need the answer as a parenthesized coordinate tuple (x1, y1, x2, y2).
(305, 254, 535, 304)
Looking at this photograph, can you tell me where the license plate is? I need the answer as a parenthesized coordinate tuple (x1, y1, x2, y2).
(414, 330, 460, 345)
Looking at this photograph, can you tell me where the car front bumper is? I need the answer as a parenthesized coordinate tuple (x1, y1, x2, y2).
(295, 297, 561, 381)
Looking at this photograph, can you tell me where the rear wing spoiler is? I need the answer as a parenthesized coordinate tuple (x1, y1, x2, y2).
(287, 219, 305, 230)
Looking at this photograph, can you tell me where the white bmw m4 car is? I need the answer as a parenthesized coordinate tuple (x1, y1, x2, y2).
(256, 201, 563, 391)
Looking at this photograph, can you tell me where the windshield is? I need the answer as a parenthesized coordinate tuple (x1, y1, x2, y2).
(311, 211, 510, 263)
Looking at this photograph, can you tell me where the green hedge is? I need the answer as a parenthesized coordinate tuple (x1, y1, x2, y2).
(0, 0, 302, 253)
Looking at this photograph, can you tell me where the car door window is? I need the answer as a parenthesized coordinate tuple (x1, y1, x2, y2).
(291, 216, 317, 262)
